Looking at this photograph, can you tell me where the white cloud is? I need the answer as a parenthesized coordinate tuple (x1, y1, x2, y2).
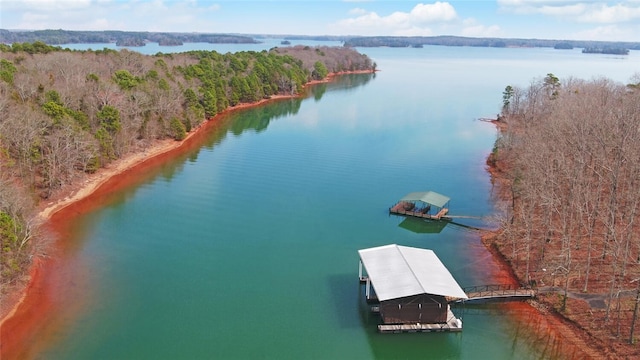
(461, 24, 501, 37)
(15, 0, 93, 10)
(395, 26, 434, 36)
(570, 24, 638, 41)
(349, 8, 369, 15)
(497, 0, 591, 6)
(460, 19, 502, 38)
(536, 4, 587, 16)
(134, 0, 169, 14)
(410, 2, 458, 23)
(20, 12, 50, 24)
(207, 3, 220, 11)
(91, 19, 111, 30)
(0, 0, 90, 17)
(498, 1, 640, 24)
(3, 0, 222, 32)
(496, 1, 640, 41)
(339, 11, 382, 28)
(334, 2, 458, 35)
(577, 3, 640, 23)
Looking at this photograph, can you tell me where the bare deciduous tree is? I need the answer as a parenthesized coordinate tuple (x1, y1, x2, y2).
(492, 75, 640, 342)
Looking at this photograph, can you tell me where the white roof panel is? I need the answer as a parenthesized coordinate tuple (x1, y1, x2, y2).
(358, 244, 468, 301)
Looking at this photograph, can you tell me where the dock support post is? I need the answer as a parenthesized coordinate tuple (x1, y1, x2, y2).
(359, 260, 363, 280)
(366, 277, 371, 299)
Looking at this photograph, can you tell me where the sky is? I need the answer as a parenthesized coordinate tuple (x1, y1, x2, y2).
(1, 0, 640, 42)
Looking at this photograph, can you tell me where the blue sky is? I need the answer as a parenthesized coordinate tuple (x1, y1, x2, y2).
(2, 1, 639, 42)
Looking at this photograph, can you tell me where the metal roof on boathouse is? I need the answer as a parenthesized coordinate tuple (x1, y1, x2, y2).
(399, 191, 450, 209)
(358, 244, 467, 301)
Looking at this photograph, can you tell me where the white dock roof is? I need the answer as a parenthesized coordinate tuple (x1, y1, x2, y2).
(358, 244, 468, 301)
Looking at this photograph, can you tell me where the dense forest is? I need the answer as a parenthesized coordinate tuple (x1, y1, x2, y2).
(489, 73, 640, 355)
(0, 42, 375, 288)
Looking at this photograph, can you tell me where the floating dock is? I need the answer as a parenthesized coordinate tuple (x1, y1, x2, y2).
(389, 202, 450, 220)
(389, 191, 451, 220)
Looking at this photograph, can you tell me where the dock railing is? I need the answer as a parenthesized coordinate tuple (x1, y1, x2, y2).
(458, 284, 536, 303)
(389, 203, 449, 220)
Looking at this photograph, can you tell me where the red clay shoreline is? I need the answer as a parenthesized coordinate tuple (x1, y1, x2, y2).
(2, 72, 605, 359)
(1, 71, 599, 359)
(0, 70, 374, 359)
(0, 71, 593, 359)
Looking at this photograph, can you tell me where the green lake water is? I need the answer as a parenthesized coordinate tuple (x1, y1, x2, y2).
(36, 43, 639, 359)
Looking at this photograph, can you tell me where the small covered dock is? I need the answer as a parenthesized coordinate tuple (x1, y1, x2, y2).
(358, 244, 468, 333)
(389, 191, 450, 220)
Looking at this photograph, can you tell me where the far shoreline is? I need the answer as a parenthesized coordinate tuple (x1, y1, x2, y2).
(0, 70, 375, 359)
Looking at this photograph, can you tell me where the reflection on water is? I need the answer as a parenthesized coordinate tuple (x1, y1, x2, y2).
(397, 217, 448, 234)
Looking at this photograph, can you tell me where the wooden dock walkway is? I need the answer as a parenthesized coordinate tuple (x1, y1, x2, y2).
(456, 284, 536, 303)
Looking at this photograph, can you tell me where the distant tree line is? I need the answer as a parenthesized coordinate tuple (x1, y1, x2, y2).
(492, 73, 640, 344)
(582, 47, 630, 55)
(0, 29, 258, 46)
(553, 42, 573, 50)
(0, 43, 374, 283)
(4, 30, 640, 53)
(115, 37, 147, 47)
(343, 35, 640, 52)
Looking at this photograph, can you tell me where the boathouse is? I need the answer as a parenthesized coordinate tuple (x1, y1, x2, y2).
(389, 191, 451, 220)
(358, 244, 468, 333)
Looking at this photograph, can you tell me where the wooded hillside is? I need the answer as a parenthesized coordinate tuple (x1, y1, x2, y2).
(0, 43, 374, 286)
(490, 73, 640, 355)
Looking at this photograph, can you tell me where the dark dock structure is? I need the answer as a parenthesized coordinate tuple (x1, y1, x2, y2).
(358, 244, 468, 333)
(389, 191, 451, 220)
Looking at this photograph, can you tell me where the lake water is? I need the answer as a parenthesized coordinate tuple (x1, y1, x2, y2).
(31, 42, 639, 359)
(59, 38, 342, 54)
